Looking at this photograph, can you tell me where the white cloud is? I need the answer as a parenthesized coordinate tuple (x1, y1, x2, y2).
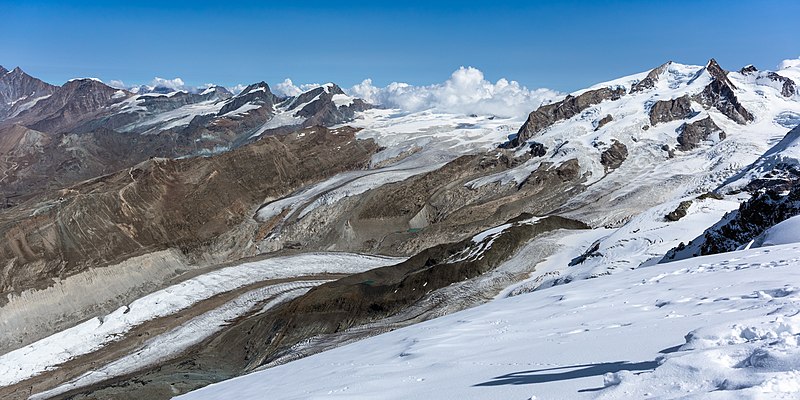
(273, 79, 337, 97)
(273, 78, 303, 97)
(108, 78, 224, 94)
(227, 84, 248, 95)
(344, 67, 561, 118)
(108, 79, 127, 89)
(778, 57, 800, 70)
(151, 77, 186, 91)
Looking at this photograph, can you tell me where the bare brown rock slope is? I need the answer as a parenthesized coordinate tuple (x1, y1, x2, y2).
(0, 126, 379, 298)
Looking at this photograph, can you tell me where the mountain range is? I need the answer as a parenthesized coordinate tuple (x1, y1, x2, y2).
(1, 57, 800, 399)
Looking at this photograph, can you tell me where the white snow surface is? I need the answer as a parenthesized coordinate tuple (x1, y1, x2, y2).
(178, 244, 800, 400)
(0, 253, 403, 386)
(752, 215, 800, 248)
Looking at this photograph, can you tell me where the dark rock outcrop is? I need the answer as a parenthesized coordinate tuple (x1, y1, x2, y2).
(600, 140, 628, 170)
(516, 87, 626, 143)
(676, 116, 725, 151)
(288, 83, 370, 128)
(649, 95, 694, 125)
(692, 59, 754, 124)
(630, 61, 672, 93)
(529, 141, 547, 157)
(661, 144, 675, 158)
(766, 72, 797, 98)
(217, 82, 278, 116)
(739, 65, 758, 74)
(594, 114, 613, 131)
(666, 200, 692, 221)
(663, 182, 800, 260)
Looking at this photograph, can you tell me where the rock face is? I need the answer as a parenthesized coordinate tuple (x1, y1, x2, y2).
(766, 72, 797, 98)
(630, 61, 672, 93)
(644, 60, 755, 128)
(676, 116, 725, 151)
(288, 83, 370, 127)
(516, 86, 626, 143)
(600, 140, 628, 170)
(594, 114, 613, 131)
(217, 82, 277, 116)
(666, 200, 693, 221)
(739, 65, 758, 74)
(0, 67, 58, 120)
(15, 78, 131, 134)
(529, 141, 547, 157)
(692, 59, 754, 124)
(0, 126, 379, 296)
(663, 183, 800, 260)
(649, 95, 694, 125)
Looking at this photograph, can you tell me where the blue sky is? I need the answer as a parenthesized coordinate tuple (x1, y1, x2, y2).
(2, 0, 798, 91)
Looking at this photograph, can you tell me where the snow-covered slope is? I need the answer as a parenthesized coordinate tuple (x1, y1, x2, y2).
(178, 244, 800, 400)
(463, 59, 800, 280)
(752, 215, 800, 248)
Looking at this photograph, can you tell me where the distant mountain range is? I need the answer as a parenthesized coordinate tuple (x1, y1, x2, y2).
(0, 66, 368, 198)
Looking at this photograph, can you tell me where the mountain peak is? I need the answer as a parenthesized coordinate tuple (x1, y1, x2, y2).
(740, 64, 758, 74)
(239, 81, 272, 96)
(324, 82, 345, 95)
(630, 61, 674, 93)
(705, 58, 736, 89)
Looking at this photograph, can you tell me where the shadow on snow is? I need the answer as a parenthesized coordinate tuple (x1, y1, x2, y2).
(473, 360, 658, 388)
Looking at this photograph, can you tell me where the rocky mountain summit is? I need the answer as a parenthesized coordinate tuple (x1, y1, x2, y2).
(0, 68, 370, 200)
(0, 66, 58, 120)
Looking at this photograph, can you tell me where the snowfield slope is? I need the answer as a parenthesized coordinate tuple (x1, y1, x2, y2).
(178, 242, 800, 400)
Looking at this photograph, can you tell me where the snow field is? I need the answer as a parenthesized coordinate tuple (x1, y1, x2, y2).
(178, 243, 800, 400)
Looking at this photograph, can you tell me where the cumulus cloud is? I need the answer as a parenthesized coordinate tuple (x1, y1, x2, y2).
(778, 57, 800, 70)
(151, 77, 187, 91)
(227, 84, 248, 95)
(108, 79, 127, 89)
(108, 77, 226, 94)
(274, 78, 303, 97)
(344, 67, 561, 118)
(273, 79, 331, 97)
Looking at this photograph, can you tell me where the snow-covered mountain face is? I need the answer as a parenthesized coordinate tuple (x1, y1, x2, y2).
(2, 58, 800, 400)
(463, 58, 800, 282)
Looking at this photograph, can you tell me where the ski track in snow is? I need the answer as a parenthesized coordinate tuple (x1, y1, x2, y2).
(177, 243, 800, 400)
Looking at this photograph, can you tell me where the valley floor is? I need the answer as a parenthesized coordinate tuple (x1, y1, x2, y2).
(178, 243, 800, 400)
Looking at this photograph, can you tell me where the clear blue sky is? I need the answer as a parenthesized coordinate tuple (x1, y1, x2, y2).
(2, 0, 798, 91)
